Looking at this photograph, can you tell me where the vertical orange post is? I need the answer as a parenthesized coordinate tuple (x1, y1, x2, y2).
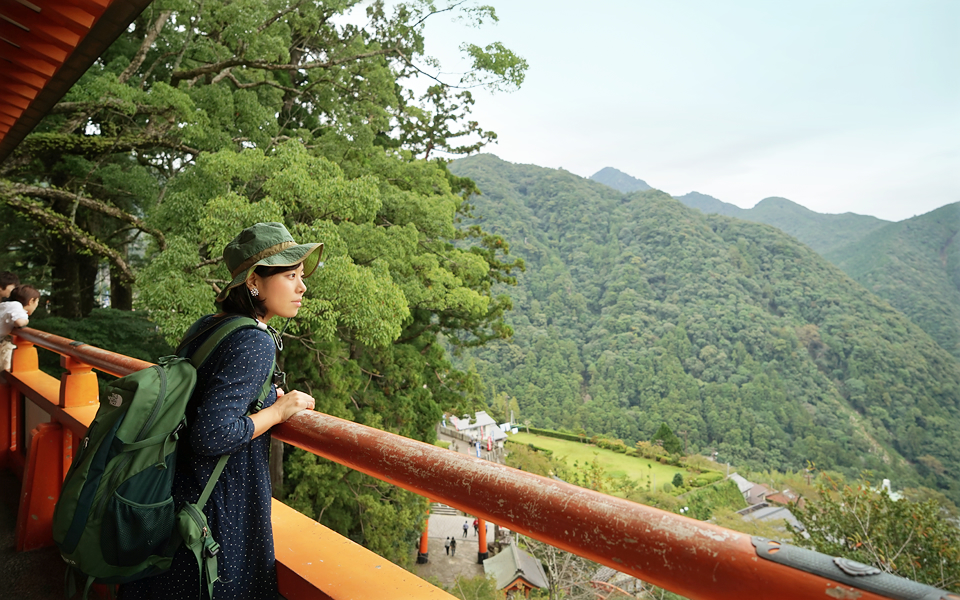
(417, 505, 430, 564)
(62, 428, 74, 480)
(16, 421, 63, 551)
(477, 517, 488, 563)
(60, 355, 99, 407)
(10, 384, 21, 458)
(0, 375, 9, 469)
(8, 335, 37, 462)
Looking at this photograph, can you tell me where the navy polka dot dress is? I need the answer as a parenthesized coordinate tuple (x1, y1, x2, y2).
(120, 316, 279, 600)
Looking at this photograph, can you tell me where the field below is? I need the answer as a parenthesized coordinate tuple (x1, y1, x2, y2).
(506, 432, 691, 486)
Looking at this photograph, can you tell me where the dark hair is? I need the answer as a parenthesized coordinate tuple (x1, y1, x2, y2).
(11, 285, 40, 304)
(217, 263, 301, 318)
(0, 272, 19, 289)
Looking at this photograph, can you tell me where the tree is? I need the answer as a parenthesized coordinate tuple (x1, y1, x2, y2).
(672, 472, 683, 488)
(790, 479, 960, 591)
(652, 424, 683, 455)
(0, 0, 526, 317)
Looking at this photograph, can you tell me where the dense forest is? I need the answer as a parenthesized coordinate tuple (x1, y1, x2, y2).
(825, 202, 960, 360)
(451, 155, 960, 503)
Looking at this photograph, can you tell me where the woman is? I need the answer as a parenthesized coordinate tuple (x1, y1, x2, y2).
(121, 222, 320, 600)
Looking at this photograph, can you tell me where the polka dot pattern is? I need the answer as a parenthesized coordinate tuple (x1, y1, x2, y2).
(120, 316, 279, 600)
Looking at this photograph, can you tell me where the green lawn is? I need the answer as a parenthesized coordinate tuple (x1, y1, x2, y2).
(507, 432, 689, 486)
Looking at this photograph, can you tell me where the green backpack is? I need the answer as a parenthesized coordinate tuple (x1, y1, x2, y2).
(52, 316, 275, 599)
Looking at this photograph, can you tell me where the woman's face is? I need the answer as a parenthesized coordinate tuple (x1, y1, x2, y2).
(249, 264, 306, 322)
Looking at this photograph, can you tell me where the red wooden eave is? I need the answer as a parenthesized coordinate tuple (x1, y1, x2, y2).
(0, 0, 155, 164)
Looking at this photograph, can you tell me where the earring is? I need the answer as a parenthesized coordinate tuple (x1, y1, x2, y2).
(250, 287, 259, 297)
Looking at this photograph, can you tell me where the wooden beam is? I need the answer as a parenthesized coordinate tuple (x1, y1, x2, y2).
(3, 66, 45, 90)
(0, 49, 56, 77)
(0, 81, 39, 102)
(0, 22, 69, 63)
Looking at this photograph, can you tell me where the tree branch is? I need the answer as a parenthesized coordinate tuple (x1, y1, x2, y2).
(0, 190, 135, 283)
(170, 48, 400, 87)
(6, 182, 167, 251)
(119, 10, 173, 84)
(259, 0, 305, 33)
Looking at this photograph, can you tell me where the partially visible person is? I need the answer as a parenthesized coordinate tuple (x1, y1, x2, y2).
(0, 271, 20, 301)
(0, 285, 40, 371)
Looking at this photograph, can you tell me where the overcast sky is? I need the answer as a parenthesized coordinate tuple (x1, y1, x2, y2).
(413, 0, 958, 222)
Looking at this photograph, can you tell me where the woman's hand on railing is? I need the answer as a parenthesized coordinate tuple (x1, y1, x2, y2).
(274, 390, 315, 422)
(251, 389, 315, 438)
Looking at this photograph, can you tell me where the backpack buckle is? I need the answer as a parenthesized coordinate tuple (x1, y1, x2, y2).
(203, 538, 220, 558)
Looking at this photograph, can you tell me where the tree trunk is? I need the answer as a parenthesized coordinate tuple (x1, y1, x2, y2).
(78, 255, 98, 316)
(110, 264, 133, 310)
(50, 239, 82, 319)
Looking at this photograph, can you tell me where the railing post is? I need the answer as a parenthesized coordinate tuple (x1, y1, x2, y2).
(0, 373, 9, 469)
(60, 354, 99, 408)
(477, 517, 488, 563)
(8, 334, 36, 467)
(417, 504, 430, 564)
(10, 333, 38, 373)
(16, 421, 62, 551)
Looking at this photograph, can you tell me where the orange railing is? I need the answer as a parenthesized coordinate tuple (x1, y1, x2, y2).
(1, 327, 954, 600)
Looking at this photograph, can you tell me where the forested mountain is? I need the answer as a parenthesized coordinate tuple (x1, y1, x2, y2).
(825, 203, 960, 360)
(451, 154, 960, 502)
(590, 167, 651, 193)
(673, 192, 743, 218)
(593, 169, 890, 255)
(595, 170, 960, 360)
(673, 193, 890, 255)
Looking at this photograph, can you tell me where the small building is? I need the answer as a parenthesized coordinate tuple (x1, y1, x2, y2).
(765, 488, 805, 510)
(483, 542, 549, 598)
(736, 503, 806, 534)
(745, 483, 775, 506)
(727, 473, 754, 496)
(448, 411, 507, 450)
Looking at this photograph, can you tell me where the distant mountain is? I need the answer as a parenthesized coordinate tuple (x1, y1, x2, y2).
(675, 192, 743, 218)
(675, 194, 890, 256)
(451, 154, 960, 503)
(589, 167, 651, 193)
(826, 202, 960, 360)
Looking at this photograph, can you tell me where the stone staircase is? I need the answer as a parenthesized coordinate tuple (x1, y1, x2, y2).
(430, 502, 459, 516)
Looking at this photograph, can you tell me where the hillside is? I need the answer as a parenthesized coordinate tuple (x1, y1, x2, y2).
(452, 154, 960, 502)
(595, 170, 960, 359)
(826, 202, 960, 360)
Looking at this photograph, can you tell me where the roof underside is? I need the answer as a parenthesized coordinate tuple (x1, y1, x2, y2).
(0, 0, 154, 164)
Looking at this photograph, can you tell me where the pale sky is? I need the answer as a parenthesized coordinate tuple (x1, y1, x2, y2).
(411, 0, 959, 222)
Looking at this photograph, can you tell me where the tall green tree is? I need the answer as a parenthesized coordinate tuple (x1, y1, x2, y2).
(0, 0, 525, 318)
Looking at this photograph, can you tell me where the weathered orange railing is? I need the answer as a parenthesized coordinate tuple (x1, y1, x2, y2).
(2, 327, 956, 600)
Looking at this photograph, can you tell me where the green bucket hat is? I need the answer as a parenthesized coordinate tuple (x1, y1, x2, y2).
(216, 222, 323, 302)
